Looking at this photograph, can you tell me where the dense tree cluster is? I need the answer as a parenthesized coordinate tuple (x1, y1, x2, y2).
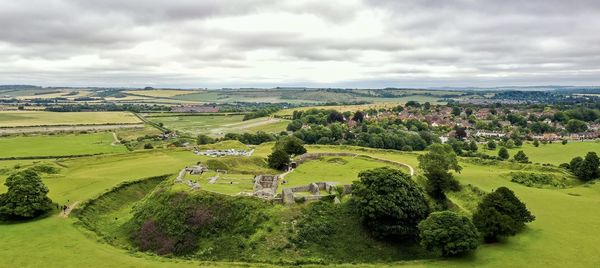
(287, 109, 435, 151)
(352, 167, 430, 238)
(242, 107, 280, 121)
(223, 131, 276, 145)
(566, 152, 600, 181)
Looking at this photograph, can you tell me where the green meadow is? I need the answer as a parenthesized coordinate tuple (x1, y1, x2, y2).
(285, 156, 399, 187)
(482, 141, 600, 165)
(0, 132, 128, 158)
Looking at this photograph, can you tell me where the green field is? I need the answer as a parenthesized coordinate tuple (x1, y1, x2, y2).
(285, 156, 400, 187)
(482, 141, 600, 165)
(146, 114, 289, 136)
(0, 132, 128, 158)
(0, 111, 141, 127)
(1, 143, 600, 267)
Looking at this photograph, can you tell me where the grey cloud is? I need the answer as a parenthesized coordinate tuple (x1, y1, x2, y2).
(0, 0, 600, 87)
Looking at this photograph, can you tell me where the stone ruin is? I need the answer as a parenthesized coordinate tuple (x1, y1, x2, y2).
(185, 165, 207, 175)
(282, 182, 352, 204)
(253, 175, 279, 199)
(175, 165, 206, 191)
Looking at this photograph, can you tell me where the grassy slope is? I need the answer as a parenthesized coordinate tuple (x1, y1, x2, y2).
(0, 132, 128, 158)
(1, 144, 600, 267)
(0, 111, 141, 127)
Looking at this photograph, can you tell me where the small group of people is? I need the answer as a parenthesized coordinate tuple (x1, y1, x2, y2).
(57, 200, 70, 214)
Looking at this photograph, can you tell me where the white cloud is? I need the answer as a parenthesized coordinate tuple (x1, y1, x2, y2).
(0, 0, 599, 87)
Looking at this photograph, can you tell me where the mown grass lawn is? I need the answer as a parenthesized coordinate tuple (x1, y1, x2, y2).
(0, 132, 128, 158)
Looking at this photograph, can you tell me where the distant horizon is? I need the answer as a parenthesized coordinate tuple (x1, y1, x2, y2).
(2, 84, 600, 91)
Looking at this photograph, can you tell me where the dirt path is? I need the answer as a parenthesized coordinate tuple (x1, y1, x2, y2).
(110, 132, 120, 145)
(368, 156, 415, 176)
(59, 201, 80, 218)
(278, 169, 294, 180)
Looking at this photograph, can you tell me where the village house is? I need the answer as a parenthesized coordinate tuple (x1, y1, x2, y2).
(474, 130, 506, 138)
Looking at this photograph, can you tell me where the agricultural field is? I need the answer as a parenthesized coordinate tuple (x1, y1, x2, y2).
(0, 111, 141, 127)
(0, 132, 127, 158)
(15, 90, 92, 100)
(481, 141, 600, 165)
(124, 89, 195, 98)
(146, 114, 289, 136)
(172, 88, 453, 104)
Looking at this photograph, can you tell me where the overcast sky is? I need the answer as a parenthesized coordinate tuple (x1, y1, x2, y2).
(1, 0, 600, 88)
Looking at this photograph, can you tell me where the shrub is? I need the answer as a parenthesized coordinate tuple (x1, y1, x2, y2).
(130, 191, 268, 256)
(510, 172, 567, 188)
(487, 140, 497, 150)
(352, 167, 430, 238)
(513, 151, 529, 163)
(418, 211, 479, 256)
(293, 201, 337, 247)
(197, 134, 215, 145)
(498, 147, 509, 160)
(143, 143, 154, 149)
(30, 164, 60, 174)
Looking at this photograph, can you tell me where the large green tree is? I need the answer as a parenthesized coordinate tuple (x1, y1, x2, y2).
(0, 169, 54, 218)
(418, 211, 480, 256)
(352, 167, 430, 238)
(267, 149, 290, 170)
(418, 144, 462, 199)
(565, 119, 588, 133)
(472, 187, 535, 242)
(274, 136, 307, 156)
(569, 152, 600, 181)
